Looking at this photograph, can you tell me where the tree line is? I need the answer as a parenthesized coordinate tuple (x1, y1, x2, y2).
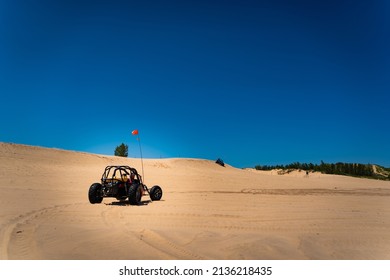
(255, 161, 390, 179)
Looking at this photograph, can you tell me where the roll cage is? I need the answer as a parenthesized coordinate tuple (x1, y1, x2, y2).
(101, 165, 142, 184)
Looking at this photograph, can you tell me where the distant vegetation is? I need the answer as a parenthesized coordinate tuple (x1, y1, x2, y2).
(255, 161, 390, 180)
(114, 143, 128, 157)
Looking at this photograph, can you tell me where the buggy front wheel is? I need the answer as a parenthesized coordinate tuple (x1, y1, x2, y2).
(149, 185, 163, 201)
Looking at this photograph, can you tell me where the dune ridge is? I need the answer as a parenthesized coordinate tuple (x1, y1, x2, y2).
(1, 142, 390, 259)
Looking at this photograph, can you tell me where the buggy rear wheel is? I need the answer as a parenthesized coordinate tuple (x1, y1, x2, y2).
(128, 183, 142, 205)
(88, 183, 103, 204)
(149, 185, 163, 201)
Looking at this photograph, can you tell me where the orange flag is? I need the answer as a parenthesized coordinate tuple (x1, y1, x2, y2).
(132, 129, 139, 135)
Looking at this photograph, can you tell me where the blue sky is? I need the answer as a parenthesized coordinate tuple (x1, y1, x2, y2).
(1, 0, 389, 168)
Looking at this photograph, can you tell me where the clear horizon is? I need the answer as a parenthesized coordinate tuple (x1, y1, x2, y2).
(1, 0, 389, 168)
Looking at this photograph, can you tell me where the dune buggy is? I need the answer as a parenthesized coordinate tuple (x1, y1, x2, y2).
(88, 165, 163, 205)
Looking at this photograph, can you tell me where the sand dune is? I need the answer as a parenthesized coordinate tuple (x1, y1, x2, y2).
(1, 142, 390, 260)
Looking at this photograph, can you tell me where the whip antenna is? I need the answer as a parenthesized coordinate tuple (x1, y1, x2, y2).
(131, 129, 144, 181)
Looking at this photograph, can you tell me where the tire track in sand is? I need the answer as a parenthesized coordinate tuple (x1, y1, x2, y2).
(138, 229, 204, 260)
(0, 203, 83, 259)
(100, 206, 205, 259)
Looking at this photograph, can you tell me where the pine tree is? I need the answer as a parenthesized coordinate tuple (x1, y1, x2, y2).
(114, 143, 128, 157)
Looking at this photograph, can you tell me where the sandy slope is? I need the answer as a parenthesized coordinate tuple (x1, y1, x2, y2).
(1, 142, 390, 260)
